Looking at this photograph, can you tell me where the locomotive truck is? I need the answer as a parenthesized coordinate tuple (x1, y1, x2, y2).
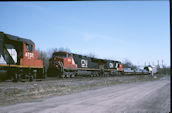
(47, 51, 123, 78)
(0, 32, 44, 81)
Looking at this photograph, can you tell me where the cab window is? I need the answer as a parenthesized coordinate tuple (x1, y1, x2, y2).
(58, 54, 66, 58)
(68, 54, 72, 57)
(26, 44, 33, 52)
(53, 52, 66, 58)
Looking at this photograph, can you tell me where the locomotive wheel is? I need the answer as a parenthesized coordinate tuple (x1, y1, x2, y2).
(12, 73, 18, 82)
(66, 74, 70, 78)
(61, 74, 65, 78)
(96, 73, 99, 77)
(29, 76, 33, 82)
(28, 72, 33, 82)
(33, 70, 37, 81)
(71, 74, 75, 78)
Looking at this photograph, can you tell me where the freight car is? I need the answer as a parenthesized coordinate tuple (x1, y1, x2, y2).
(47, 51, 123, 78)
(122, 68, 149, 75)
(0, 32, 44, 81)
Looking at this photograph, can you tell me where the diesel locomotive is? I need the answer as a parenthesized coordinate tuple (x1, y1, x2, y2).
(0, 32, 44, 81)
(47, 51, 123, 78)
(0, 32, 152, 82)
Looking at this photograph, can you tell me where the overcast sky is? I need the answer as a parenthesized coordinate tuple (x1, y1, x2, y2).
(0, 1, 170, 67)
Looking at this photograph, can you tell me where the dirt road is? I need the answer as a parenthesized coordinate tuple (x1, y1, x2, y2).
(0, 76, 170, 113)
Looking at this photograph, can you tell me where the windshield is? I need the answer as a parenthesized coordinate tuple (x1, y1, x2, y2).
(53, 52, 66, 58)
(68, 54, 72, 57)
(26, 44, 33, 52)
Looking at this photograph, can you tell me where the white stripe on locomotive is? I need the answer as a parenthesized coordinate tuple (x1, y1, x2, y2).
(5, 44, 17, 63)
(115, 63, 118, 68)
(109, 63, 114, 68)
(0, 55, 7, 64)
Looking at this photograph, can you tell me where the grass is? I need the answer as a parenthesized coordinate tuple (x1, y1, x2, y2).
(0, 74, 168, 106)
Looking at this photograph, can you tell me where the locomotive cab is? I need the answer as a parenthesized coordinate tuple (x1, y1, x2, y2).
(52, 51, 77, 69)
(47, 51, 77, 77)
(0, 32, 43, 81)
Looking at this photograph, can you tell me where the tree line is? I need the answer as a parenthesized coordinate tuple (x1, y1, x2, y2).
(36, 48, 170, 75)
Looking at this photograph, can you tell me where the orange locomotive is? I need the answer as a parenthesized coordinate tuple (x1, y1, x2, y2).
(0, 32, 44, 81)
(47, 51, 123, 78)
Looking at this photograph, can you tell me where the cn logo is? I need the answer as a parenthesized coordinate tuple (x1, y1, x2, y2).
(81, 59, 88, 67)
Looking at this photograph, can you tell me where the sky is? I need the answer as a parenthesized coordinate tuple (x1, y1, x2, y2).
(0, 1, 170, 67)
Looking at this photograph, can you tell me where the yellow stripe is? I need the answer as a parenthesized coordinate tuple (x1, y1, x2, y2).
(73, 68, 119, 71)
(0, 64, 43, 68)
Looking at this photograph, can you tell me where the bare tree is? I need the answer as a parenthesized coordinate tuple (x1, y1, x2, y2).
(36, 47, 72, 72)
(36, 48, 49, 74)
(122, 59, 137, 70)
(86, 52, 96, 58)
(55, 47, 71, 53)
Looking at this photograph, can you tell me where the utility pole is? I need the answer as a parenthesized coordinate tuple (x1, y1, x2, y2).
(157, 60, 159, 67)
(157, 60, 160, 73)
(162, 60, 164, 67)
(162, 60, 164, 74)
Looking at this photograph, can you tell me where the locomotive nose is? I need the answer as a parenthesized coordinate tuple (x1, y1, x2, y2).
(54, 57, 64, 67)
